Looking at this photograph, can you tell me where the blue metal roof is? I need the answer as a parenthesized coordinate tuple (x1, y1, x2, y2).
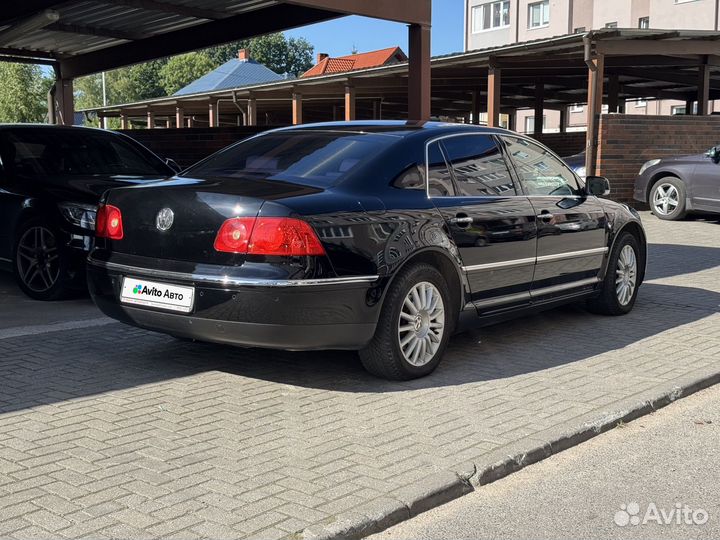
(174, 58, 286, 96)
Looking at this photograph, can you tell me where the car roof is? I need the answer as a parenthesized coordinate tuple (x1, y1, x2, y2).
(0, 123, 119, 135)
(277, 120, 511, 138)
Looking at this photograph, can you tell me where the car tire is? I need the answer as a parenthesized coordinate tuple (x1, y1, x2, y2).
(13, 218, 73, 301)
(650, 177, 687, 221)
(359, 263, 452, 380)
(586, 232, 641, 316)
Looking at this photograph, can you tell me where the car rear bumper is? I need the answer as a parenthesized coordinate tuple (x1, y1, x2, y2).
(86, 258, 380, 351)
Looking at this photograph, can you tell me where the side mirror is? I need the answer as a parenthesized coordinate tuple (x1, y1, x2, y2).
(165, 158, 181, 174)
(586, 175, 610, 196)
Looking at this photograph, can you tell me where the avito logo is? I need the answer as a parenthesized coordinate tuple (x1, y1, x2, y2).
(132, 283, 143, 294)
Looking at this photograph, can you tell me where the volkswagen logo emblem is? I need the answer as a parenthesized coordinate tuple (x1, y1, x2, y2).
(155, 208, 174, 231)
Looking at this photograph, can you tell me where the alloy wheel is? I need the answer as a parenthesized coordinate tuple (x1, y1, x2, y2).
(398, 281, 445, 367)
(16, 226, 61, 294)
(652, 183, 679, 216)
(615, 244, 637, 306)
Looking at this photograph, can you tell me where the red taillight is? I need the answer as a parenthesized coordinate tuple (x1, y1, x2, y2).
(214, 217, 325, 256)
(96, 204, 124, 240)
(213, 217, 255, 253)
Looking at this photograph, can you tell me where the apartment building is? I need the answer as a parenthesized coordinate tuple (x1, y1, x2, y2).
(464, 0, 720, 132)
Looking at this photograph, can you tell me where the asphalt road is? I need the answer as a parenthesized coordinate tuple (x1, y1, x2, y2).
(371, 384, 720, 540)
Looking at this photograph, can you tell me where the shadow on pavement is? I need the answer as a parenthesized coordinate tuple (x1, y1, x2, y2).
(1, 281, 718, 414)
(646, 243, 720, 280)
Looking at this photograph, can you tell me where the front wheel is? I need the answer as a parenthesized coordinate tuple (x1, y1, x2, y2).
(586, 232, 641, 316)
(650, 177, 687, 220)
(13, 219, 73, 301)
(360, 263, 452, 380)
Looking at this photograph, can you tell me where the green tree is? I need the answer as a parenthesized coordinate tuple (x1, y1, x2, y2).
(159, 52, 214, 95)
(205, 33, 314, 76)
(0, 62, 47, 122)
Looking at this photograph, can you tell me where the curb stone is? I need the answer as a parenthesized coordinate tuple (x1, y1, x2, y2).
(298, 368, 720, 540)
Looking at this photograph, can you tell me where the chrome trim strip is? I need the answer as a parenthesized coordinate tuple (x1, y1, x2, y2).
(463, 248, 606, 273)
(532, 277, 601, 297)
(88, 258, 379, 287)
(0, 257, 11, 263)
(473, 291, 531, 309)
(536, 247, 608, 263)
(463, 257, 536, 272)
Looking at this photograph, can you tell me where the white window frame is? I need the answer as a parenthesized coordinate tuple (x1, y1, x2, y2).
(471, 1, 511, 33)
(570, 103, 584, 113)
(638, 17, 650, 29)
(634, 98, 648, 108)
(524, 115, 547, 134)
(605, 21, 618, 28)
(528, 0, 550, 29)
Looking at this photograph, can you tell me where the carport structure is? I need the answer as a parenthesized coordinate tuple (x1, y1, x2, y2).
(0, 0, 431, 121)
(83, 29, 720, 177)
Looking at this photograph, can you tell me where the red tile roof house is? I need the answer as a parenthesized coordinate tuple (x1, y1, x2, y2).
(301, 46, 408, 78)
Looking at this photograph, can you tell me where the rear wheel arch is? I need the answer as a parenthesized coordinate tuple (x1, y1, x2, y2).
(382, 248, 466, 321)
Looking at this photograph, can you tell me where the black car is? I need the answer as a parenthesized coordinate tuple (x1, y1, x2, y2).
(88, 121, 647, 380)
(0, 125, 176, 300)
(634, 148, 720, 220)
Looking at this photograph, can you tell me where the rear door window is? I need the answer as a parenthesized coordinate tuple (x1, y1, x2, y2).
(441, 135, 517, 196)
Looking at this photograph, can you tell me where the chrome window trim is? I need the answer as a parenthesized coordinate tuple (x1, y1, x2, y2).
(463, 247, 608, 273)
(87, 258, 379, 288)
(0, 257, 11, 263)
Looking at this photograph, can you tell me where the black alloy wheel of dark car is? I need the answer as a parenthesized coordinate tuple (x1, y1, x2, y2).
(13, 218, 71, 301)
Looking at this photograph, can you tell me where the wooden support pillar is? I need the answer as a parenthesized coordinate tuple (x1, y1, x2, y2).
(559, 107, 568, 133)
(292, 92, 303, 125)
(372, 99, 379, 120)
(507, 110, 516, 131)
(119, 113, 128, 130)
(533, 80, 544, 136)
(618, 97, 626, 114)
(247, 97, 257, 126)
(685, 100, 694, 115)
(607, 74, 620, 113)
(332, 104, 338, 121)
(175, 106, 184, 129)
(208, 102, 216, 127)
(487, 65, 501, 128)
(52, 72, 74, 126)
(165, 118, 171, 128)
(585, 53, 605, 177)
(186, 116, 194, 128)
(471, 90, 481, 125)
(146, 111, 154, 129)
(408, 23, 431, 121)
(344, 85, 356, 121)
(698, 62, 710, 115)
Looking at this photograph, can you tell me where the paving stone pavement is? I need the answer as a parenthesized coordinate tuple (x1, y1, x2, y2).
(0, 212, 718, 539)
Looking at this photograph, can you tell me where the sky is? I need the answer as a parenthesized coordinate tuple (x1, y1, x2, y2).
(285, 0, 464, 59)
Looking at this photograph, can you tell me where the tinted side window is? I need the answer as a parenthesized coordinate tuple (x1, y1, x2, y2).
(426, 141, 455, 196)
(441, 135, 516, 196)
(393, 165, 424, 190)
(501, 136, 581, 196)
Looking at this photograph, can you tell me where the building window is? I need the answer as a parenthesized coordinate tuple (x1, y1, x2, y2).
(528, 1, 550, 29)
(472, 1, 511, 32)
(605, 21, 618, 28)
(634, 98, 648, 108)
(671, 105, 686, 115)
(638, 17, 650, 29)
(525, 115, 546, 133)
(570, 103, 584, 112)
(574, 27, 586, 33)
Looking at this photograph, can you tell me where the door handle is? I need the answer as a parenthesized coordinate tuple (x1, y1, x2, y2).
(536, 212, 554, 222)
(450, 216, 474, 226)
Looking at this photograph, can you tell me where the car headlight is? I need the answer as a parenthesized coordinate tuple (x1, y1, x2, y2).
(58, 202, 97, 230)
(575, 166, 586, 179)
(639, 159, 661, 175)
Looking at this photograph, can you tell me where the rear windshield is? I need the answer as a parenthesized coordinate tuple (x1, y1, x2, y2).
(185, 131, 396, 187)
(0, 129, 171, 177)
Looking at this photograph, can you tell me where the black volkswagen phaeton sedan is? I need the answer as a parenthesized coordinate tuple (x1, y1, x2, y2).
(0, 125, 176, 300)
(88, 121, 647, 380)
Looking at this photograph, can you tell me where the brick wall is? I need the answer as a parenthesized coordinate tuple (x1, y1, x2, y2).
(120, 126, 277, 168)
(597, 114, 720, 204)
(532, 132, 586, 157)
